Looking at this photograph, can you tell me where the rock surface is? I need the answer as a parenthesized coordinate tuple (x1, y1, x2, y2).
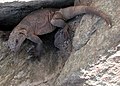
(0, 0, 120, 86)
(55, 0, 120, 86)
(0, 0, 74, 30)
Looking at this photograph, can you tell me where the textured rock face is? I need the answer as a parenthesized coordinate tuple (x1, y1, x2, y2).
(0, 0, 74, 30)
(55, 0, 120, 86)
(0, 0, 120, 86)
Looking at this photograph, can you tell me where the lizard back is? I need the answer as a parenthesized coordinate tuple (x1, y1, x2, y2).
(18, 8, 58, 35)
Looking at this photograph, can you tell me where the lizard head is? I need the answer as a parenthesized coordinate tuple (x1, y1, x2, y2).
(8, 28, 27, 52)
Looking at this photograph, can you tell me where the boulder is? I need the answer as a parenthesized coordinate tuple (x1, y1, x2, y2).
(0, 0, 74, 30)
(55, 0, 120, 86)
(0, 0, 120, 86)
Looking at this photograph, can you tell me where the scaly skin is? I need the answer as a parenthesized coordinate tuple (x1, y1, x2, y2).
(8, 6, 112, 57)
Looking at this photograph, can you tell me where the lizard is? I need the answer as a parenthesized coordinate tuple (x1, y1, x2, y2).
(7, 6, 112, 57)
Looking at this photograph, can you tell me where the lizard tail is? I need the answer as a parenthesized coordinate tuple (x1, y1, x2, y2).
(60, 6, 112, 27)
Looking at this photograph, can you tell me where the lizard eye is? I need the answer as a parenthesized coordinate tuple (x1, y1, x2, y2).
(16, 39, 18, 45)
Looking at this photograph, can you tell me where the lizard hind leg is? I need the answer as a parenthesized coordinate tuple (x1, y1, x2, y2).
(51, 13, 70, 40)
(54, 29, 72, 56)
(27, 34, 44, 59)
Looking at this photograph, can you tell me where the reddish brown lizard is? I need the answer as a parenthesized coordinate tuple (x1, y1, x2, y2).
(7, 6, 112, 57)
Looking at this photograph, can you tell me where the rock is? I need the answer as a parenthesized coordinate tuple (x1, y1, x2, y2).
(0, 0, 120, 86)
(74, 0, 92, 6)
(0, 0, 74, 30)
(0, 30, 68, 86)
(55, 0, 120, 86)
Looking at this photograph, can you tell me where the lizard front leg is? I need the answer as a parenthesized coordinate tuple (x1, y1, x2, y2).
(27, 34, 44, 58)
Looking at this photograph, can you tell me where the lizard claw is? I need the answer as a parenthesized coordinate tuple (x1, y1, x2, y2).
(28, 51, 42, 61)
(27, 46, 40, 58)
(27, 45, 35, 53)
(28, 55, 41, 61)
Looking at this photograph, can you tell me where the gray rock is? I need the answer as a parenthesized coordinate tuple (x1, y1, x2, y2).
(55, 0, 120, 86)
(0, 0, 120, 86)
(0, 0, 74, 30)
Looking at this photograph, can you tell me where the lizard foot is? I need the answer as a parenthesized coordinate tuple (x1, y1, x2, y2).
(28, 51, 44, 61)
(30, 53, 41, 61)
(27, 45, 35, 54)
(27, 34, 45, 60)
(27, 45, 45, 61)
(55, 25, 70, 41)
(54, 29, 71, 50)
